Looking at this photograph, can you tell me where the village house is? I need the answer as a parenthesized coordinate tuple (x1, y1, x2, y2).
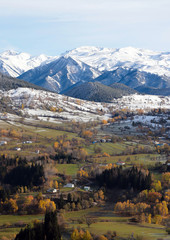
(84, 186, 90, 191)
(116, 161, 125, 166)
(0, 141, 7, 146)
(64, 183, 75, 188)
(15, 147, 21, 151)
(46, 188, 58, 193)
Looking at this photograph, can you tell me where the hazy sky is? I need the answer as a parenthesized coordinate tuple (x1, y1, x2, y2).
(0, 0, 169, 55)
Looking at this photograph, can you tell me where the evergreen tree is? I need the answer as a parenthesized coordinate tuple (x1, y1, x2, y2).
(45, 211, 61, 240)
(67, 193, 72, 202)
(15, 211, 61, 240)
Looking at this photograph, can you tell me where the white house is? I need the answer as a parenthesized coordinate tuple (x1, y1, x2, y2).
(64, 183, 75, 188)
(84, 186, 90, 191)
(23, 141, 33, 144)
(0, 141, 7, 146)
(116, 161, 125, 166)
(47, 188, 58, 193)
(15, 147, 21, 151)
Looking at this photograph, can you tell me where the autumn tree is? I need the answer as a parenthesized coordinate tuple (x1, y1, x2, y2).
(153, 215, 162, 224)
(152, 180, 162, 192)
(102, 120, 108, 125)
(148, 192, 162, 203)
(38, 199, 56, 213)
(53, 180, 58, 189)
(147, 214, 152, 224)
(54, 142, 59, 149)
(81, 130, 93, 139)
(3, 198, 18, 213)
(77, 169, 88, 178)
(164, 191, 170, 202)
(98, 190, 104, 201)
(162, 172, 170, 186)
(154, 201, 168, 216)
(71, 228, 92, 240)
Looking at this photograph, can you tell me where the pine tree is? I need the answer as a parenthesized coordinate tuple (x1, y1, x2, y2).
(44, 211, 61, 240)
(15, 211, 61, 240)
(67, 193, 72, 202)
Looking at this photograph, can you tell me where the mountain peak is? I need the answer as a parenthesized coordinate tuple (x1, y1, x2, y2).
(1, 50, 19, 56)
(0, 51, 57, 77)
(65, 46, 170, 76)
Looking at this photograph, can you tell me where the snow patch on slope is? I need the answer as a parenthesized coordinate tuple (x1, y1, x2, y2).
(2, 88, 170, 122)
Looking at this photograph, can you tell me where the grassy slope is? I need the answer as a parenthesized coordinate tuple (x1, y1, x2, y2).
(0, 215, 43, 239)
(56, 164, 82, 176)
(65, 207, 167, 240)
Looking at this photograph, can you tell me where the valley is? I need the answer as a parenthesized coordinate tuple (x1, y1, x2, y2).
(0, 87, 169, 239)
(0, 46, 169, 240)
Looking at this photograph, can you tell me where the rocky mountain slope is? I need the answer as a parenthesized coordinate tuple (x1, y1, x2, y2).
(18, 56, 101, 92)
(95, 68, 170, 89)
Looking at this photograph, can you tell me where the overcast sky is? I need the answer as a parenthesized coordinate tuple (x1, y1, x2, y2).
(0, 0, 169, 55)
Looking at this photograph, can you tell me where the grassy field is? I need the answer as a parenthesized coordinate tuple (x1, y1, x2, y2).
(0, 214, 43, 226)
(0, 214, 44, 239)
(56, 164, 82, 176)
(65, 207, 167, 240)
(92, 153, 160, 166)
(0, 209, 167, 240)
(0, 118, 84, 158)
(0, 119, 81, 140)
(86, 142, 127, 155)
(69, 222, 167, 240)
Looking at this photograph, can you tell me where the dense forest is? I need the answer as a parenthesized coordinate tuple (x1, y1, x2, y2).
(96, 166, 152, 191)
(4, 164, 45, 187)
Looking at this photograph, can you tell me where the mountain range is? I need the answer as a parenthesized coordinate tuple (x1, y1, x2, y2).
(0, 46, 170, 98)
(95, 68, 170, 89)
(18, 56, 100, 92)
(0, 50, 57, 77)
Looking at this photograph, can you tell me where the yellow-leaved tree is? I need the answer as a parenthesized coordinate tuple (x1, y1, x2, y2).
(38, 199, 56, 213)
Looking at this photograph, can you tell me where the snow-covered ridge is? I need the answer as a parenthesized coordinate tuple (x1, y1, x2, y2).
(1, 88, 170, 122)
(65, 46, 170, 77)
(0, 50, 58, 77)
(0, 46, 170, 79)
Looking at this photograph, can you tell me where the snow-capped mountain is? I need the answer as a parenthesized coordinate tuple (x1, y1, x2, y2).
(95, 67, 170, 89)
(0, 50, 57, 77)
(18, 56, 101, 92)
(1, 46, 170, 95)
(65, 46, 170, 77)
